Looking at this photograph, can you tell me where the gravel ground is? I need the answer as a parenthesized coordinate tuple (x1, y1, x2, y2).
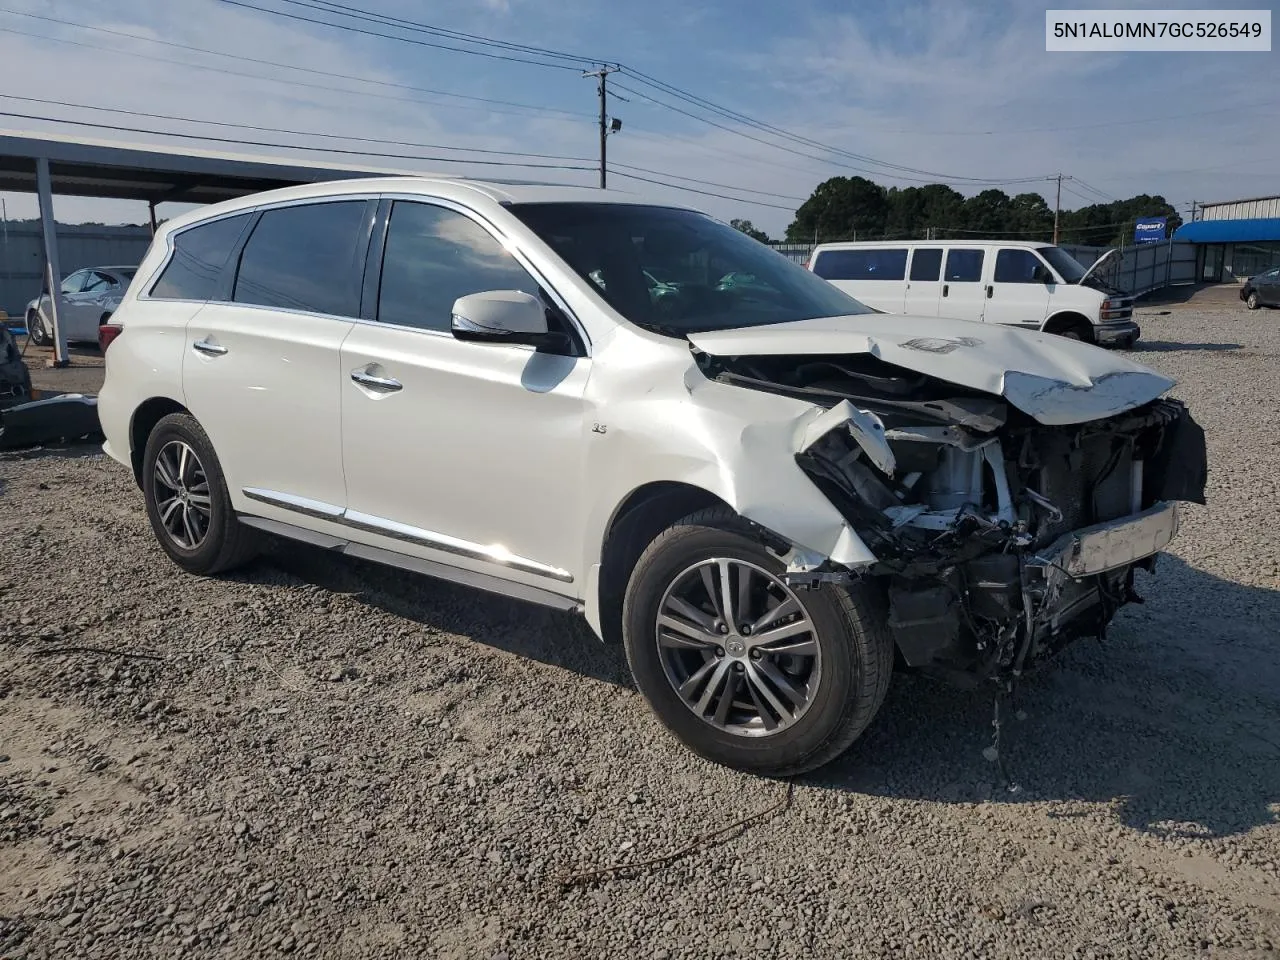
(1, 301, 1278, 959)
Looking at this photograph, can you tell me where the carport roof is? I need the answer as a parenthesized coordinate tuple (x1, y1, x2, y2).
(1172, 218, 1280, 244)
(0, 128, 439, 204)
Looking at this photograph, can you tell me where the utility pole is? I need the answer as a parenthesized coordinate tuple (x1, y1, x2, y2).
(584, 65, 619, 188)
(1051, 173, 1075, 245)
(1053, 173, 1063, 245)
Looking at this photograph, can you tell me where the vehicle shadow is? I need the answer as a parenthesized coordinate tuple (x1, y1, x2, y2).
(805, 555, 1280, 840)
(247, 540, 631, 688)
(1132, 340, 1242, 353)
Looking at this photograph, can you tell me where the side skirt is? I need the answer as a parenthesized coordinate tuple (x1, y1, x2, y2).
(238, 514, 583, 613)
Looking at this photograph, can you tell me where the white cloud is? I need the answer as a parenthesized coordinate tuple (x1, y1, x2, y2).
(0, 0, 1274, 237)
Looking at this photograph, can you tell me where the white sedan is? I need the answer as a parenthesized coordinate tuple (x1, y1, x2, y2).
(25, 265, 136, 347)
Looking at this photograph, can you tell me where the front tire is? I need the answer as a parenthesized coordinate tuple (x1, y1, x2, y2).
(141, 412, 260, 575)
(622, 508, 892, 776)
(1247, 291, 1261, 310)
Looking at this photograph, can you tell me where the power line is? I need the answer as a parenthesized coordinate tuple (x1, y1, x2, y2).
(226, 0, 1058, 188)
(276, 0, 600, 66)
(0, 24, 590, 124)
(0, 94, 596, 163)
(0, 108, 596, 171)
(0, 99, 800, 213)
(609, 171, 795, 211)
(613, 81, 1052, 188)
(615, 67, 1050, 184)
(217, 0, 589, 71)
(0, 8, 590, 120)
(610, 163, 807, 202)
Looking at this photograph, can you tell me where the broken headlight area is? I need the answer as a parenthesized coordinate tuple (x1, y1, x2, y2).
(801, 395, 1204, 681)
(699, 352, 1207, 684)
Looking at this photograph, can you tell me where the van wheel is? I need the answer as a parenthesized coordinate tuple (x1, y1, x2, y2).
(1055, 321, 1093, 343)
(622, 507, 892, 776)
(141, 413, 260, 575)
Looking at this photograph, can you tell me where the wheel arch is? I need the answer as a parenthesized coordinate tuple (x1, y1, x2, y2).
(595, 481, 732, 644)
(1041, 311, 1094, 341)
(129, 397, 189, 487)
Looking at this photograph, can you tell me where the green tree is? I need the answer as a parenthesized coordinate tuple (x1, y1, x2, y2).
(729, 219, 772, 243)
(787, 176, 888, 242)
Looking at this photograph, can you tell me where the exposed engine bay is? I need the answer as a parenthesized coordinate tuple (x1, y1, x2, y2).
(697, 350, 1209, 684)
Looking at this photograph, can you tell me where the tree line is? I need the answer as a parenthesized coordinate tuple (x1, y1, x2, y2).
(732, 176, 1181, 249)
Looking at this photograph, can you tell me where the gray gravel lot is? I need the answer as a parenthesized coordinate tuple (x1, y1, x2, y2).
(1, 301, 1278, 959)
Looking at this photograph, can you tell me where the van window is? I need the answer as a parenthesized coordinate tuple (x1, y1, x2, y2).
(944, 249, 984, 282)
(151, 214, 253, 301)
(995, 249, 1047, 284)
(909, 248, 943, 281)
(377, 201, 540, 333)
(233, 202, 368, 317)
(813, 248, 907, 281)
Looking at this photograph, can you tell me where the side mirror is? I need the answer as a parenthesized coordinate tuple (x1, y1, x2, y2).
(1034, 266, 1055, 285)
(450, 290, 549, 344)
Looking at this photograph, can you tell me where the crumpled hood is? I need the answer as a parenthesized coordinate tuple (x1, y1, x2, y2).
(687, 313, 1174, 425)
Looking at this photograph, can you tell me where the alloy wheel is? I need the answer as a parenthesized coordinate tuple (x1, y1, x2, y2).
(152, 440, 213, 550)
(655, 558, 822, 737)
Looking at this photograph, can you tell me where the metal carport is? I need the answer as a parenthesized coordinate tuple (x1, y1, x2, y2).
(0, 129, 427, 366)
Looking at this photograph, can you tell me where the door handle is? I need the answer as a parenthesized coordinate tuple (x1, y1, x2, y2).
(351, 370, 403, 392)
(986, 284, 994, 298)
(942, 284, 950, 297)
(192, 339, 227, 356)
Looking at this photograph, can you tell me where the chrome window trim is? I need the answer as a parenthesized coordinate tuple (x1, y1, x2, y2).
(242, 488, 573, 583)
(139, 195, 376, 307)
(139, 190, 591, 356)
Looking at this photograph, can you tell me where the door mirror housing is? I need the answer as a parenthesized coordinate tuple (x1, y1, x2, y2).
(450, 290, 549, 345)
(1033, 265, 1055, 285)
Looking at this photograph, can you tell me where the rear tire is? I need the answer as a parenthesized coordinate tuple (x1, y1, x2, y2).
(141, 412, 260, 575)
(622, 507, 892, 776)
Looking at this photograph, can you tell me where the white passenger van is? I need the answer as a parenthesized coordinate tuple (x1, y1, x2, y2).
(806, 240, 1138, 348)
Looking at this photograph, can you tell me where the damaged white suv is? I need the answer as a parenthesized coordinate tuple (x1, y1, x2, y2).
(98, 179, 1208, 776)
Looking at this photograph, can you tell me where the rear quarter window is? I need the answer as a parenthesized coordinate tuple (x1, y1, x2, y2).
(150, 213, 254, 301)
(812, 248, 908, 282)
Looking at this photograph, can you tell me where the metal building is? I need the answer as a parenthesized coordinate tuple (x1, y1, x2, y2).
(1172, 194, 1280, 283)
(0, 128, 432, 365)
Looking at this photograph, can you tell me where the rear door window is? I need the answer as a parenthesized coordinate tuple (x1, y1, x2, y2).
(909, 248, 943, 281)
(233, 201, 370, 317)
(60, 270, 88, 295)
(151, 213, 254, 301)
(812, 248, 907, 281)
(944, 249, 984, 282)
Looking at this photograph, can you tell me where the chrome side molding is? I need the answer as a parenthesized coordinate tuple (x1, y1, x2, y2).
(242, 488, 574, 583)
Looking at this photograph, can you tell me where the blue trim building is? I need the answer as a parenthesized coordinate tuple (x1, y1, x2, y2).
(1173, 197, 1280, 282)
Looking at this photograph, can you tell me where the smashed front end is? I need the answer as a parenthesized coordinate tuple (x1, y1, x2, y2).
(698, 350, 1208, 684)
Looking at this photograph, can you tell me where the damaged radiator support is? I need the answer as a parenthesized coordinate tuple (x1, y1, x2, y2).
(790, 396, 1205, 684)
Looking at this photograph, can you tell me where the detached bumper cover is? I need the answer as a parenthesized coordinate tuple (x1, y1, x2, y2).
(1094, 320, 1141, 345)
(0, 393, 101, 450)
(1033, 501, 1179, 579)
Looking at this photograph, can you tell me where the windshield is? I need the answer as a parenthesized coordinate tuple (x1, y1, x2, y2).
(1036, 246, 1087, 284)
(119, 268, 136, 280)
(508, 203, 872, 336)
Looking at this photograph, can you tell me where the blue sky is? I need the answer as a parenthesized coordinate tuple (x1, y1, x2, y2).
(0, 0, 1276, 235)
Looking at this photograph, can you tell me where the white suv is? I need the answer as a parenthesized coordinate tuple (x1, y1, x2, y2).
(99, 178, 1207, 776)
